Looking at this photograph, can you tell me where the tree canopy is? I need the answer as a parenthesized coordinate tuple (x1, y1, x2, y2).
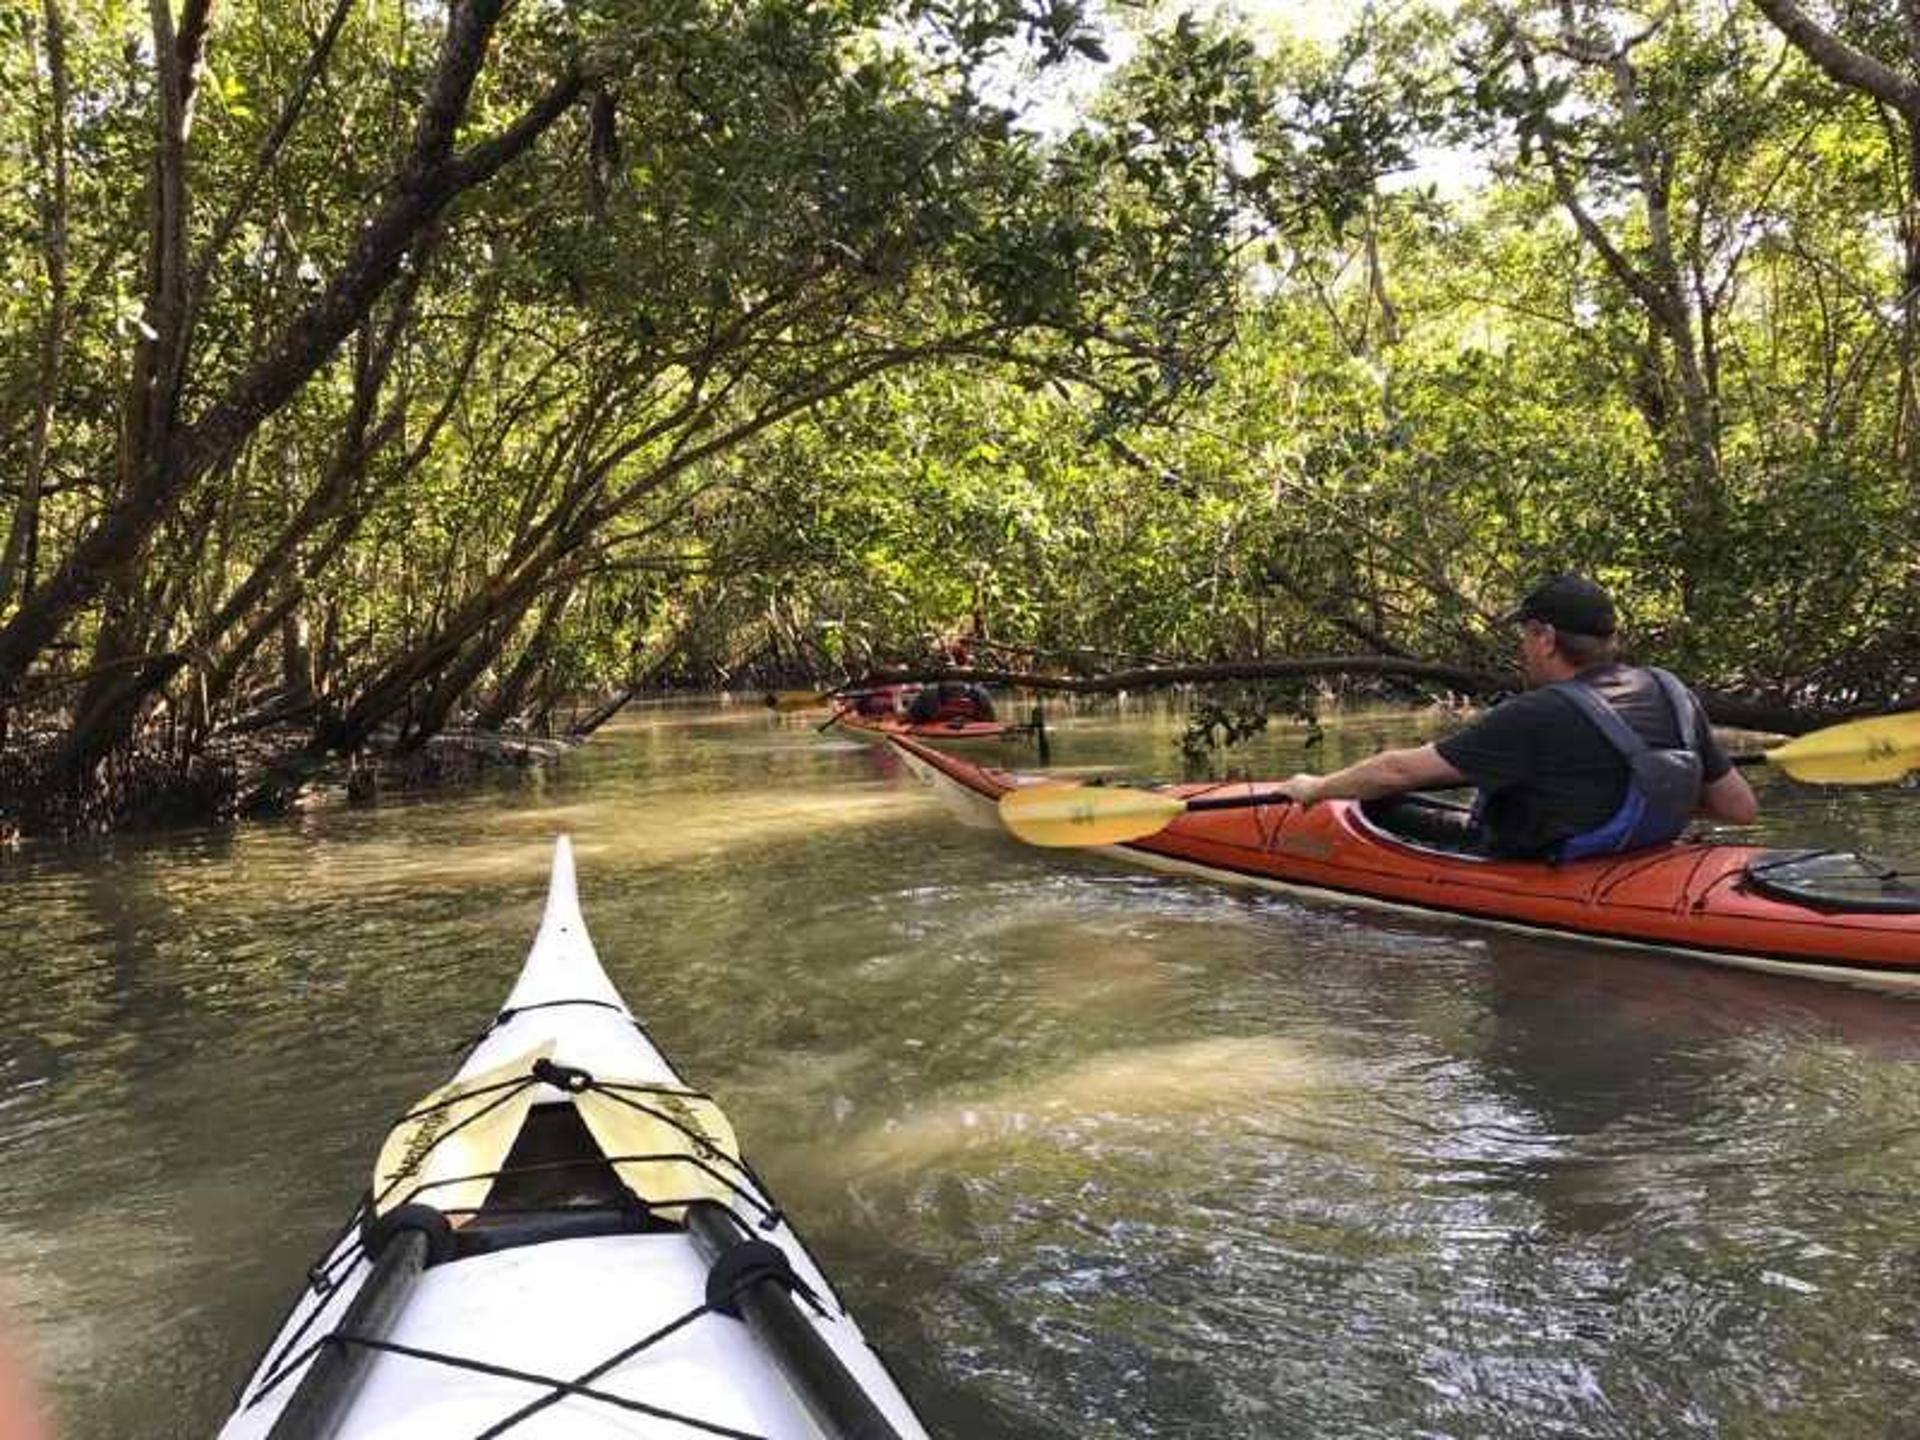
(1, 0, 1915, 829)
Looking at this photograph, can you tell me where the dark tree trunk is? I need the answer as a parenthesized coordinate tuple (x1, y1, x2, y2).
(0, 0, 581, 696)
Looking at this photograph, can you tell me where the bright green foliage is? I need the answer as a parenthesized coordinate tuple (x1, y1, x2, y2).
(0, 0, 1251, 785)
(712, 2, 1919, 714)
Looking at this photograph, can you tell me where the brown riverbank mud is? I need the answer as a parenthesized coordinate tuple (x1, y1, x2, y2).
(0, 726, 578, 842)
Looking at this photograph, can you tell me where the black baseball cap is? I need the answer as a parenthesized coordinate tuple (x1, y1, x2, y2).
(1502, 574, 1617, 637)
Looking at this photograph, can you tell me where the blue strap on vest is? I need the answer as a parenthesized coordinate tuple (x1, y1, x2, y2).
(1548, 668, 1704, 862)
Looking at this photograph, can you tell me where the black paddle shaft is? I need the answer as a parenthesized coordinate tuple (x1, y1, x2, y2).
(267, 1227, 430, 1439)
(684, 1202, 905, 1440)
(1183, 787, 1293, 814)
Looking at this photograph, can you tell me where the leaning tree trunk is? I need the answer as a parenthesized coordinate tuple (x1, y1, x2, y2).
(1897, 112, 1920, 493)
(319, 523, 585, 757)
(402, 589, 547, 751)
(0, 0, 71, 622)
(0, 0, 583, 698)
(475, 580, 575, 731)
(58, 0, 208, 780)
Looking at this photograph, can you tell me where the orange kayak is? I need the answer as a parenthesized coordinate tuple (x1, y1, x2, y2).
(889, 734, 1920, 991)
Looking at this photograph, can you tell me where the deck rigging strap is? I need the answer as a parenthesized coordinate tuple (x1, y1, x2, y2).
(456, 996, 636, 1052)
(256, 1304, 769, 1440)
(470, 1245, 822, 1438)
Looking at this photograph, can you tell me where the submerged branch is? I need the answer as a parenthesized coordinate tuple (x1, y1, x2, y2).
(866, 656, 1509, 696)
(860, 659, 1900, 737)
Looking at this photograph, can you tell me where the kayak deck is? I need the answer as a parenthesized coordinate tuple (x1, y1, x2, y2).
(237, 1228, 824, 1438)
(221, 838, 926, 1439)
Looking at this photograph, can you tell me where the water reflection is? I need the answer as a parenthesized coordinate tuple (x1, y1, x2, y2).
(0, 700, 1917, 1438)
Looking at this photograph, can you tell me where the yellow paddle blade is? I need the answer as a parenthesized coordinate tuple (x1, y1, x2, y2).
(763, 690, 832, 711)
(1765, 711, 1920, 783)
(576, 1086, 746, 1222)
(374, 1043, 553, 1217)
(998, 782, 1188, 847)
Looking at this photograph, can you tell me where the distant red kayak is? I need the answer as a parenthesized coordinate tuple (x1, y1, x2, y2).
(889, 734, 1920, 992)
(837, 710, 1015, 743)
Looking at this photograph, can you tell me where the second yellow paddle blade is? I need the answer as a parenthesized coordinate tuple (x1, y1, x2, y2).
(998, 783, 1187, 847)
(373, 1043, 552, 1217)
(1766, 712, 1920, 783)
(763, 690, 829, 711)
(577, 1087, 745, 1222)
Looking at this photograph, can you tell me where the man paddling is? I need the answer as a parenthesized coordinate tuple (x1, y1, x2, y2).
(907, 681, 997, 724)
(1272, 575, 1759, 858)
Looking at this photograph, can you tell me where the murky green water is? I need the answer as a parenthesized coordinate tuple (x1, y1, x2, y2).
(2, 700, 1919, 1438)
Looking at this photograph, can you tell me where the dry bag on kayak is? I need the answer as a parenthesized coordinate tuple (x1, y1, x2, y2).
(908, 681, 994, 723)
(1550, 668, 1704, 862)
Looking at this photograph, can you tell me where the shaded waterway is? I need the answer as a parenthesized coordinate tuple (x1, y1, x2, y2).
(2, 699, 1919, 1437)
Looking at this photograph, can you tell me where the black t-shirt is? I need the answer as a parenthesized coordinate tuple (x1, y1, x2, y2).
(1433, 664, 1732, 858)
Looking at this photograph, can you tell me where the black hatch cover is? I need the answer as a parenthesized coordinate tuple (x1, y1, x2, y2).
(1743, 850, 1920, 915)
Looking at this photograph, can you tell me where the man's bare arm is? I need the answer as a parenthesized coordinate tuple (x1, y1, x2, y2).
(1274, 744, 1467, 807)
(1699, 767, 1759, 824)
